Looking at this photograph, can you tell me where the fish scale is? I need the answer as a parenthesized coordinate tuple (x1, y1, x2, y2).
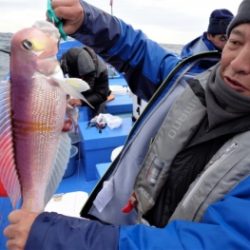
(13, 78, 67, 211)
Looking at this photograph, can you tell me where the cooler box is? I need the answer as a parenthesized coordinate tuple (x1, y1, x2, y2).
(109, 74, 128, 86)
(78, 106, 92, 122)
(105, 94, 132, 114)
(96, 162, 111, 179)
(78, 117, 132, 180)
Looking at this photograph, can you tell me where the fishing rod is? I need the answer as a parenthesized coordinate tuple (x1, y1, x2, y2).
(110, 0, 113, 15)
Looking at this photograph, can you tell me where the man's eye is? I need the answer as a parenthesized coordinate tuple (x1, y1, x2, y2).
(219, 35, 227, 42)
(22, 39, 33, 50)
(228, 38, 241, 46)
(230, 40, 240, 46)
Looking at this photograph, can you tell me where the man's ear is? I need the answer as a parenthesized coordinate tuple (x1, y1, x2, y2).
(207, 33, 213, 41)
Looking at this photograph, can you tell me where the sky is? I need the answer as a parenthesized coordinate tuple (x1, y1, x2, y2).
(0, 0, 242, 44)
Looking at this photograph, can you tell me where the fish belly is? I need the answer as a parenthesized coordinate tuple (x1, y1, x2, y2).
(12, 76, 67, 211)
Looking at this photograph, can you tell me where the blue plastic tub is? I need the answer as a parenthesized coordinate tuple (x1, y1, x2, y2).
(63, 145, 78, 178)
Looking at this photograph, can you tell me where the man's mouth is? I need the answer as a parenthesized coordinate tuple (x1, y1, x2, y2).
(224, 76, 249, 92)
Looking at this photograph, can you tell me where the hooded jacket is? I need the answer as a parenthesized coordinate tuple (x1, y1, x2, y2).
(180, 32, 219, 58)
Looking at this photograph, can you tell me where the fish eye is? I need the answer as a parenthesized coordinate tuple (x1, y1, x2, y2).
(22, 39, 33, 50)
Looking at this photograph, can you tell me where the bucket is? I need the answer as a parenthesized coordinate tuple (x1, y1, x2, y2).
(63, 145, 78, 178)
(68, 131, 82, 145)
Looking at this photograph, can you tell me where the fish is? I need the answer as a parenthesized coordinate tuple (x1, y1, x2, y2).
(0, 21, 91, 212)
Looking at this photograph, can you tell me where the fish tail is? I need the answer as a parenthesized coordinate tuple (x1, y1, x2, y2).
(0, 80, 21, 207)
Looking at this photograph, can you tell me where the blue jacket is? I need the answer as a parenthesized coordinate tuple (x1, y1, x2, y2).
(180, 33, 219, 58)
(26, 176, 250, 249)
(25, 1, 250, 249)
(73, 1, 181, 102)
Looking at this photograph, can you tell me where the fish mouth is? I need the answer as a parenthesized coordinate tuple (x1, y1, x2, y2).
(39, 55, 58, 63)
(224, 76, 250, 93)
(33, 49, 57, 61)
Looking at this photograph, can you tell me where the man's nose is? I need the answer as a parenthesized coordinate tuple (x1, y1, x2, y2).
(231, 46, 250, 74)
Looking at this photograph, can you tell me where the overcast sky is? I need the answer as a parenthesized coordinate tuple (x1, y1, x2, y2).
(0, 0, 242, 44)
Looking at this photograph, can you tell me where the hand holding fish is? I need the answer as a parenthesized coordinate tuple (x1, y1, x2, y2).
(3, 210, 38, 250)
(69, 98, 83, 107)
(51, 0, 84, 35)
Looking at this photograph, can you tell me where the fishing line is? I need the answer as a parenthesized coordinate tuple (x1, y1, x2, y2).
(0, 49, 10, 55)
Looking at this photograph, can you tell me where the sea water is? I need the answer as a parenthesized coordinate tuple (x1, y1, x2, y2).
(0, 32, 182, 81)
(0, 33, 11, 81)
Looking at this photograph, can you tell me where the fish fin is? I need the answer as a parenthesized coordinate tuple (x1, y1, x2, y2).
(64, 78, 90, 92)
(0, 80, 21, 207)
(44, 132, 71, 206)
(52, 77, 95, 109)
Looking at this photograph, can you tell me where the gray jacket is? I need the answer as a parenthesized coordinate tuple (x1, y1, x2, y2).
(135, 68, 250, 223)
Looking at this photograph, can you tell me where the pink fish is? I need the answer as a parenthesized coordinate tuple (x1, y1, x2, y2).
(0, 21, 91, 212)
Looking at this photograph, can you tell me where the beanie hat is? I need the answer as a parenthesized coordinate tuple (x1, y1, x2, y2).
(61, 47, 95, 77)
(207, 9, 234, 35)
(227, 0, 250, 35)
(77, 49, 96, 76)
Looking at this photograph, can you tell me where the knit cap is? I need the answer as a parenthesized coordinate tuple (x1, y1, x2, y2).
(61, 47, 95, 77)
(227, 0, 250, 35)
(207, 9, 234, 35)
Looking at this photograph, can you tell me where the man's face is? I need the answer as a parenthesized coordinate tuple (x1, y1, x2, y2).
(207, 33, 228, 50)
(220, 23, 250, 96)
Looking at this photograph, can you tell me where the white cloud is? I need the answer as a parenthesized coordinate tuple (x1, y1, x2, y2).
(0, 0, 243, 44)
(0, 1, 46, 33)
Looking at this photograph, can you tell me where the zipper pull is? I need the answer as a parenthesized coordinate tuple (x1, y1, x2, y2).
(122, 200, 134, 213)
(122, 193, 137, 213)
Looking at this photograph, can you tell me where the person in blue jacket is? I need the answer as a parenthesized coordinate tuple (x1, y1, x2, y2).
(180, 9, 234, 58)
(4, 0, 250, 249)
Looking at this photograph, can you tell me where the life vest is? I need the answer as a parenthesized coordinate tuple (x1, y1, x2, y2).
(81, 51, 221, 225)
(134, 68, 250, 226)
